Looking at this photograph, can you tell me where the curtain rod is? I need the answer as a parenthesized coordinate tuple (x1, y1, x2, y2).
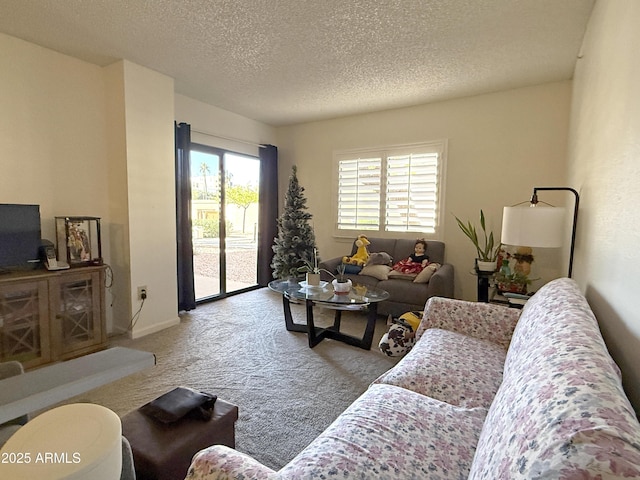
(191, 128, 266, 149)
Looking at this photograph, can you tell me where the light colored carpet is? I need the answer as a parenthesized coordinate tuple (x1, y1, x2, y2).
(60, 287, 400, 471)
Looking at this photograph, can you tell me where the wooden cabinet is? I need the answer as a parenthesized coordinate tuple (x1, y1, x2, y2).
(0, 266, 107, 369)
(0, 277, 51, 368)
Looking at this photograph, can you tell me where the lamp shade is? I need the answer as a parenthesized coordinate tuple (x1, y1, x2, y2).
(501, 206, 565, 248)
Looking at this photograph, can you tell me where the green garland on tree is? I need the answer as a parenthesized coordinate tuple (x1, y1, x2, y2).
(271, 165, 318, 279)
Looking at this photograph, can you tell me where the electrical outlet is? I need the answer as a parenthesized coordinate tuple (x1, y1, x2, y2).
(137, 286, 148, 300)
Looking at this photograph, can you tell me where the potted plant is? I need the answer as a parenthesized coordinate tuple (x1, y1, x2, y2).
(332, 264, 352, 294)
(297, 248, 323, 286)
(495, 271, 533, 295)
(454, 209, 502, 272)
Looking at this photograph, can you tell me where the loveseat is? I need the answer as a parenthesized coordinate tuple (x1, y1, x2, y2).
(318, 238, 454, 317)
(185, 278, 640, 479)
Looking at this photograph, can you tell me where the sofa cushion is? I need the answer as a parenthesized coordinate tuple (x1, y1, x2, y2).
(359, 264, 391, 280)
(279, 383, 487, 480)
(416, 297, 521, 350)
(388, 270, 417, 280)
(373, 278, 436, 309)
(469, 278, 640, 479)
(373, 328, 507, 409)
(414, 263, 440, 283)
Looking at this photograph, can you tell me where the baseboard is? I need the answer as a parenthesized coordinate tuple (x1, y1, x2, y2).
(129, 316, 181, 339)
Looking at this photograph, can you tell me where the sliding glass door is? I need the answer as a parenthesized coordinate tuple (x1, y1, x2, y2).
(190, 144, 260, 301)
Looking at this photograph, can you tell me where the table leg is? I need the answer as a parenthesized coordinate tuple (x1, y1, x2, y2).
(477, 275, 490, 302)
(282, 294, 307, 333)
(306, 299, 323, 348)
(333, 310, 342, 330)
(361, 303, 378, 349)
(303, 300, 377, 350)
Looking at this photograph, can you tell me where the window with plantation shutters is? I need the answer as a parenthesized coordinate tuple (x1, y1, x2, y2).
(385, 152, 438, 232)
(334, 141, 447, 239)
(337, 156, 382, 230)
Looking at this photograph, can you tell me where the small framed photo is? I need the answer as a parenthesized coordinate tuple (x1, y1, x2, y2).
(55, 216, 102, 267)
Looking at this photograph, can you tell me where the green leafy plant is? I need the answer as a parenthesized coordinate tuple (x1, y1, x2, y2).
(495, 271, 536, 294)
(454, 210, 501, 262)
(297, 262, 319, 274)
(296, 248, 332, 276)
(335, 264, 348, 282)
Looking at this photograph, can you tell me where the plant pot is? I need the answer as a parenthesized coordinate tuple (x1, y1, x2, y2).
(497, 282, 527, 295)
(332, 278, 352, 294)
(306, 272, 320, 286)
(476, 260, 497, 273)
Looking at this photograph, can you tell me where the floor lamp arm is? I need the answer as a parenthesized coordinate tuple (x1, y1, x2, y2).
(532, 187, 580, 278)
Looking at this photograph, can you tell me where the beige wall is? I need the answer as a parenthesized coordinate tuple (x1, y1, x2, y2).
(0, 32, 109, 248)
(276, 82, 572, 300)
(0, 33, 181, 337)
(121, 61, 179, 338)
(104, 61, 130, 334)
(568, 0, 640, 414)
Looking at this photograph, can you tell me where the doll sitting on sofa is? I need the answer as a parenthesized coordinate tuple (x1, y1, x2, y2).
(391, 239, 429, 275)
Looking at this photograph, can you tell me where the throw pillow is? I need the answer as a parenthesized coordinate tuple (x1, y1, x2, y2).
(359, 265, 392, 280)
(388, 270, 417, 281)
(413, 263, 441, 283)
(342, 264, 362, 274)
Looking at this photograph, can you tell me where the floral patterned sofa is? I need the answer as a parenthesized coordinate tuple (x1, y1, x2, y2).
(185, 278, 640, 479)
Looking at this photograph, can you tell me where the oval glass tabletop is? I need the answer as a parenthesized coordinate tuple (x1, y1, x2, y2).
(268, 279, 389, 306)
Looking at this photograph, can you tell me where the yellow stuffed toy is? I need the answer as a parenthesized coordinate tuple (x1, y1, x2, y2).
(342, 235, 371, 266)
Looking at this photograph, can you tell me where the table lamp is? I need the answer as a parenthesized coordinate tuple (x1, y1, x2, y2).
(501, 187, 579, 278)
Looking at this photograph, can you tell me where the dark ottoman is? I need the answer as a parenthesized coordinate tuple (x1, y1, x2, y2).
(121, 398, 238, 480)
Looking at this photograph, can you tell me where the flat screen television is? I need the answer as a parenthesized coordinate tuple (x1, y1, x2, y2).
(0, 203, 42, 271)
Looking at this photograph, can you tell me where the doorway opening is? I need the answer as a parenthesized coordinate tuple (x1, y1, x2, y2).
(190, 144, 260, 301)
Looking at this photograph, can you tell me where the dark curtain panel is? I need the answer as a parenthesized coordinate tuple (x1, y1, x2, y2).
(258, 144, 278, 286)
(175, 122, 196, 311)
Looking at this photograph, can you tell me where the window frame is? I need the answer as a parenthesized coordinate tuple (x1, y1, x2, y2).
(332, 140, 447, 240)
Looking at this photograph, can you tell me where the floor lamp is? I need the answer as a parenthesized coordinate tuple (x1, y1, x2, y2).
(501, 187, 580, 278)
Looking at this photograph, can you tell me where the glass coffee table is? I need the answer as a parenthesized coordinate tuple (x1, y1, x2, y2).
(268, 279, 390, 350)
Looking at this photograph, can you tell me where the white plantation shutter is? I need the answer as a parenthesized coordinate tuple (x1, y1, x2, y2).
(334, 141, 446, 238)
(385, 152, 439, 232)
(337, 157, 381, 230)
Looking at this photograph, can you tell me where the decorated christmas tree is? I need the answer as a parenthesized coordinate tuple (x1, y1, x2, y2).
(271, 166, 318, 279)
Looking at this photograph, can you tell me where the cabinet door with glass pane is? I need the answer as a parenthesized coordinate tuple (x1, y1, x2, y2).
(53, 267, 106, 360)
(0, 278, 52, 368)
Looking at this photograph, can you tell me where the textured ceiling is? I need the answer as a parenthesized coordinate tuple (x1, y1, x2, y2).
(0, 0, 595, 126)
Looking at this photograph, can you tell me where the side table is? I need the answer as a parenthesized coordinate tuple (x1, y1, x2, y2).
(471, 269, 494, 303)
